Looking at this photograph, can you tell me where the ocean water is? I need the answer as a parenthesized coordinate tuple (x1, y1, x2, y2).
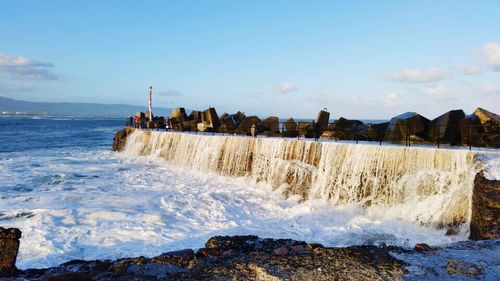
(0, 117, 474, 269)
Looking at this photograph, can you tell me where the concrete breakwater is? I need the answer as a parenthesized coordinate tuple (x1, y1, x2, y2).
(113, 128, 500, 240)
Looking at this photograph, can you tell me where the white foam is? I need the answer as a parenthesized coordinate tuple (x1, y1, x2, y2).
(0, 146, 477, 269)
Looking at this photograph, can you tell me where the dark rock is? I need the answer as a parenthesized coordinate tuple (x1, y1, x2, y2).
(196, 248, 221, 257)
(0, 227, 22, 278)
(367, 122, 389, 141)
(205, 235, 258, 253)
(298, 122, 315, 138)
(261, 116, 280, 135)
(189, 110, 203, 122)
(152, 249, 195, 267)
(445, 227, 459, 236)
(326, 117, 366, 140)
(447, 259, 483, 277)
(470, 172, 500, 240)
(315, 109, 330, 134)
(414, 243, 432, 251)
(384, 112, 430, 142)
(112, 127, 135, 152)
(41, 272, 92, 281)
(272, 246, 289, 256)
(428, 109, 465, 145)
(469, 108, 500, 147)
(235, 116, 261, 135)
(290, 245, 308, 255)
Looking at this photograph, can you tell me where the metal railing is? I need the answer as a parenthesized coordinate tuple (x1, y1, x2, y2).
(125, 119, 500, 150)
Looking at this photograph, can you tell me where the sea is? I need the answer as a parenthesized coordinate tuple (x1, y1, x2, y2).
(0, 116, 497, 277)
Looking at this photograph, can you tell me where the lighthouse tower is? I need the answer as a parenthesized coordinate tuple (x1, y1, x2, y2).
(147, 86, 153, 120)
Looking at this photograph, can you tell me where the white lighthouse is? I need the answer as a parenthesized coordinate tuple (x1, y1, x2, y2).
(147, 85, 153, 120)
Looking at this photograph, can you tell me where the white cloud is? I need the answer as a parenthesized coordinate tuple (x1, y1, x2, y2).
(385, 92, 399, 107)
(0, 53, 58, 80)
(384, 67, 446, 83)
(274, 82, 298, 94)
(453, 65, 482, 75)
(481, 42, 500, 71)
(422, 84, 448, 100)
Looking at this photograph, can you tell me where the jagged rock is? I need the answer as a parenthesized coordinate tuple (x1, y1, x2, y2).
(171, 108, 189, 123)
(315, 109, 330, 134)
(326, 117, 366, 140)
(16, 235, 409, 280)
(367, 122, 389, 141)
(470, 172, 500, 240)
(414, 243, 432, 251)
(428, 109, 465, 145)
(283, 118, 298, 137)
(447, 259, 483, 277)
(272, 246, 289, 256)
(298, 122, 315, 138)
(189, 110, 203, 122)
(384, 112, 430, 142)
(112, 127, 135, 152)
(473, 108, 500, 147)
(152, 249, 195, 267)
(261, 116, 280, 135)
(0, 227, 22, 278)
(235, 116, 261, 135)
(200, 107, 221, 131)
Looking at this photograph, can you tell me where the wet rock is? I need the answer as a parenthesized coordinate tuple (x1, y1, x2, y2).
(41, 272, 92, 281)
(152, 249, 195, 267)
(414, 243, 432, 251)
(445, 227, 459, 236)
(0, 227, 21, 278)
(112, 127, 135, 152)
(196, 248, 221, 257)
(272, 246, 289, 256)
(205, 235, 258, 253)
(447, 259, 483, 277)
(290, 245, 308, 255)
(470, 172, 500, 240)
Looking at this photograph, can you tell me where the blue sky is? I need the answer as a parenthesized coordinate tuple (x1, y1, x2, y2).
(0, 0, 499, 118)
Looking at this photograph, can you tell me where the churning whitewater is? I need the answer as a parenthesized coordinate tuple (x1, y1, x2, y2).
(124, 130, 477, 228)
(0, 118, 484, 269)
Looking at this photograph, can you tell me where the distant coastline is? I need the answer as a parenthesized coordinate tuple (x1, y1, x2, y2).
(0, 96, 174, 117)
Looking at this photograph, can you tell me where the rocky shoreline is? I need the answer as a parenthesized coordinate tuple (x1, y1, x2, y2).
(3, 233, 499, 280)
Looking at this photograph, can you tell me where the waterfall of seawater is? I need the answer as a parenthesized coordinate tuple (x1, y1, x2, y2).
(123, 130, 477, 229)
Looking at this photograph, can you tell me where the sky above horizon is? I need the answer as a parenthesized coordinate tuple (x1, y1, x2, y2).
(1, 0, 499, 119)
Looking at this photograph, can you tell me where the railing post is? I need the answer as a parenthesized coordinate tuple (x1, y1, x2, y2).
(436, 125, 440, 149)
(297, 122, 300, 140)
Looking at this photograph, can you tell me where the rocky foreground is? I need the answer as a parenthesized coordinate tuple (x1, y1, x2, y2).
(2, 233, 499, 280)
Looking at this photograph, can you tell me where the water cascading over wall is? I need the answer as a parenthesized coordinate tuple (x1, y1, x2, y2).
(122, 130, 477, 229)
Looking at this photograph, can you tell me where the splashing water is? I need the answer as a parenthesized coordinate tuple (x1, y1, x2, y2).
(124, 130, 477, 228)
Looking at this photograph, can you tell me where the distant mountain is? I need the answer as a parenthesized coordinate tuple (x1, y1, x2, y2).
(0, 96, 175, 117)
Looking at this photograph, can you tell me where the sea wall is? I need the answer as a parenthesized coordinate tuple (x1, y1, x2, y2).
(114, 128, 487, 229)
